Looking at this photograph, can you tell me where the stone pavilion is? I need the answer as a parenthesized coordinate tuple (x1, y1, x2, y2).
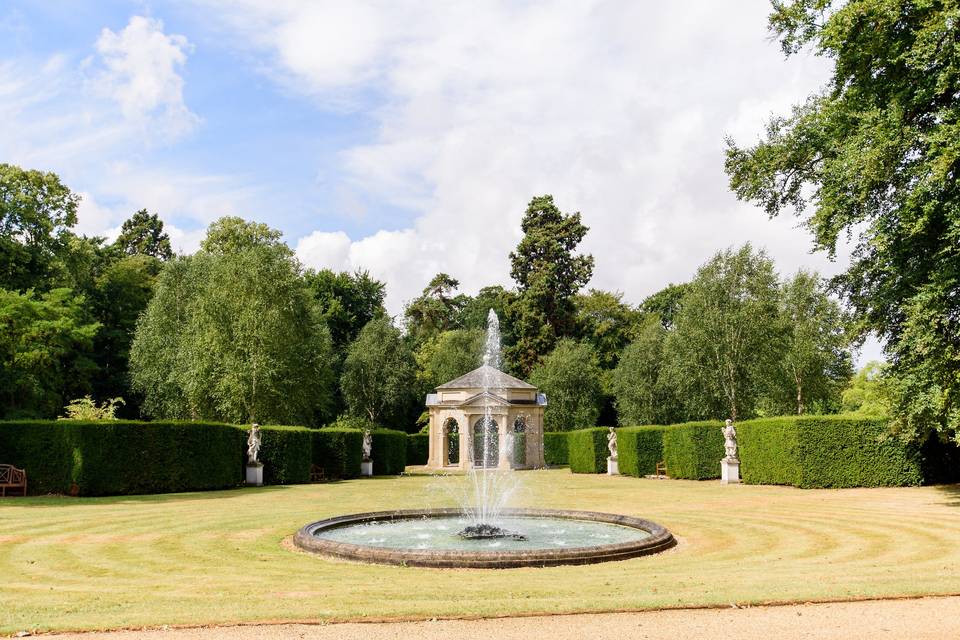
(424, 365, 546, 470)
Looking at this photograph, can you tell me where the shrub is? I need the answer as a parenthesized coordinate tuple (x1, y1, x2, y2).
(568, 427, 608, 473)
(371, 429, 408, 475)
(257, 425, 313, 485)
(737, 415, 927, 488)
(617, 426, 667, 477)
(544, 431, 569, 466)
(0, 421, 75, 494)
(661, 421, 724, 480)
(312, 428, 363, 479)
(407, 433, 429, 465)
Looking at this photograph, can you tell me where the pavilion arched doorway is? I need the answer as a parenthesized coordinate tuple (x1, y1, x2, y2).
(472, 417, 498, 468)
(444, 417, 459, 465)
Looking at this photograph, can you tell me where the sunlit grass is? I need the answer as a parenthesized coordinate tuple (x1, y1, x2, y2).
(1, 470, 959, 633)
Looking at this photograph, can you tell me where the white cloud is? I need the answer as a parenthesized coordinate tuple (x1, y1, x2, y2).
(93, 16, 199, 140)
(202, 1, 836, 314)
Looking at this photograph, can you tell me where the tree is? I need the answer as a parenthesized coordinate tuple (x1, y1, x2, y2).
(611, 316, 682, 426)
(415, 328, 484, 393)
(404, 273, 468, 345)
(304, 269, 386, 350)
(640, 283, 689, 330)
(530, 339, 602, 431)
(841, 361, 891, 415)
(340, 316, 417, 429)
(508, 195, 594, 375)
(0, 288, 99, 418)
(0, 164, 80, 291)
(724, 0, 960, 441)
(771, 271, 854, 414)
(200, 216, 287, 255)
(130, 220, 336, 425)
(89, 255, 162, 416)
(574, 289, 643, 369)
(664, 245, 784, 421)
(114, 209, 173, 260)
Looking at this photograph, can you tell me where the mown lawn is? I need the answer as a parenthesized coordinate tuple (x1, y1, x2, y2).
(1, 470, 959, 634)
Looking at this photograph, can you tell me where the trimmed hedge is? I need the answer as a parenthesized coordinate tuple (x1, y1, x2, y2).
(371, 429, 408, 475)
(662, 421, 724, 480)
(0, 420, 246, 495)
(617, 426, 667, 477)
(544, 431, 569, 466)
(313, 429, 363, 479)
(737, 415, 929, 488)
(407, 433, 429, 466)
(568, 427, 609, 473)
(257, 426, 314, 485)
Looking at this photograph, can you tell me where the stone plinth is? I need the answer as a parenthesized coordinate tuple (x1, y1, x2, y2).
(361, 460, 373, 477)
(245, 464, 263, 486)
(721, 458, 740, 485)
(607, 457, 619, 476)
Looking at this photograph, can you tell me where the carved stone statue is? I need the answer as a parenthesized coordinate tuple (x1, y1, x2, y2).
(247, 424, 262, 465)
(607, 427, 618, 460)
(362, 429, 373, 462)
(722, 419, 738, 461)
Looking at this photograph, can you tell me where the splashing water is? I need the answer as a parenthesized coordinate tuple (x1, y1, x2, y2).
(460, 309, 521, 528)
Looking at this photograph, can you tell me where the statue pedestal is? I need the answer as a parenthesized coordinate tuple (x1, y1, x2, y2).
(607, 457, 619, 476)
(361, 460, 373, 477)
(721, 458, 740, 485)
(245, 463, 263, 486)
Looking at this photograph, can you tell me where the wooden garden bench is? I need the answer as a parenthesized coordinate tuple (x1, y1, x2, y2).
(655, 461, 668, 478)
(0, 464, 27, 496)
(310, 464, 326, 483)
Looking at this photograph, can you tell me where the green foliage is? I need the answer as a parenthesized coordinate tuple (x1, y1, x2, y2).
(0, 288, 99, 418)
(725, 0, 960, 443)
(663, 244, 785, 421)
(543, 431, 569, 466)
(415, 328, 483, 394)
(530, 339, 602, 431)
(406, 433, 429, 465)
(304, 269, 386, 350)
(199, 216, 287, 255)
(567, 427, 608, 473)
(113, 209, 173, 261)
(661, 421, 724, 480)
(341, 317, 416, 428)
(769, 270, 853, 415)
(841, 361, 891, 415)
(130, 222, 336, 426)
(574, 289, 642, 369)
(611, 316, 682, 426)
(616, 426, 667, 477)
(737, 415, 927, 488)
(59, 396, 124, 421)
(257, 425, 313, 485)
(324, 415, 377, 432)
(0, 164, 80, 292)
(404, 273, 469, 346)
(640, 283, 689, 330)
(311, 428, 362, 479)
(370, 429, 408, 475)
(508, 195, 594, 375)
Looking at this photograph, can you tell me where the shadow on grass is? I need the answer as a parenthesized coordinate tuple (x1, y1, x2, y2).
(936, 483, 960, 507)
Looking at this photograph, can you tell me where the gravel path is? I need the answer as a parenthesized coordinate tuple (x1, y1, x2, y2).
(36, 596, 960, 640)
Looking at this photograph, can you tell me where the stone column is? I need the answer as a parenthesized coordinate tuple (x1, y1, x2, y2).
(497, 411, 511, 470)
(460, 412, 473, 471)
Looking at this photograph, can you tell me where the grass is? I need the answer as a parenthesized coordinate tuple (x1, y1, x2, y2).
(1, 470, 959, 634)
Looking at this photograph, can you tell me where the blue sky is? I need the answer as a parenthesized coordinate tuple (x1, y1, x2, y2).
(0, 1, 884, 362)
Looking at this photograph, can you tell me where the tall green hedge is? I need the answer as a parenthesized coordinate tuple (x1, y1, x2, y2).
(662, 421, 724, 480)
(371, 429, 407, 475)
(568, 427, 609, 473)
(406, 433, 429, 466)
(737, 415, 930, 488)
(617, 426, 667, 477)
(312, 429, 363, 479)
(0, 420, 396, 496)
(544, 431, 569, 466)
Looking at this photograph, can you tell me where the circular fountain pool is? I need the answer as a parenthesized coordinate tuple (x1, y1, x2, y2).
(294, 508, 675, 568)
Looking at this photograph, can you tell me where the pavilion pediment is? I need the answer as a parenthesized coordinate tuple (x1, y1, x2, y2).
(460, 391, 511, 407)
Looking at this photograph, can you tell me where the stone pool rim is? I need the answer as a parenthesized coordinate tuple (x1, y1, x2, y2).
(293, 507, 676, 569)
